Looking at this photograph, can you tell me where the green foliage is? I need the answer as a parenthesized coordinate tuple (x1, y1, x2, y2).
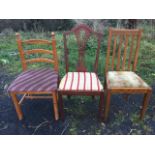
(0, 22, 155, 135)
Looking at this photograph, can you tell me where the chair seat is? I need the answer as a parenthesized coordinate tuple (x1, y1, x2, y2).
(107, 71, 150, 89)
(59, 72, 103, 92)
(8, 68, 58, 92)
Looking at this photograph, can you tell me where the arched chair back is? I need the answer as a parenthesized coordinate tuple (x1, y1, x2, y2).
(63, 24, 102, 73)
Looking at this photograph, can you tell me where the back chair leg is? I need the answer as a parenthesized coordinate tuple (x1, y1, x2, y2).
(140, 90, 152, 120)
(67, 95, 71, 99)
(10, 92, 23, 120)
(52, 91, 59, 121)
(58, 92, 64, 120)
(123, 94, 129, 101)
(98, 92, 104, 119)
(92, 96, 95, 100)
(104, 90, 111, 122)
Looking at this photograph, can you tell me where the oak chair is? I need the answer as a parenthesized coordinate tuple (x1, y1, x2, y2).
(104, 28, 152, 121)
(8, 32, 59, 120)
(58, 24, 104, 120)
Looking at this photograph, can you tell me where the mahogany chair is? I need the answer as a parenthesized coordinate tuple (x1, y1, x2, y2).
(8, 32, 59, 120)
(58, 24, 104, 120)
(104, 28, 152, 121)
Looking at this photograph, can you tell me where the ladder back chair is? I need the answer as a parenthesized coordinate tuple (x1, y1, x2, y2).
(8, 32, 59, 120)
(104, 28, 152, 121)
(58, 24, 104, 120)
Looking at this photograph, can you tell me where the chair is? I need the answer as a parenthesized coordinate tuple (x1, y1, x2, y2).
(8, 32, 59, 120)
(58, 24, 104, 120)
(104, 28, 152, 121)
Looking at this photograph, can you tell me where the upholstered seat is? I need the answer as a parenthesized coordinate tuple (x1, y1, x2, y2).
(59, 72, 103, 91)
(107, 71, 150, 89)
(8, 68, 58, 92)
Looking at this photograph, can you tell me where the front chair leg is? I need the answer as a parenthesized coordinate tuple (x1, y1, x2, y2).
(10, 92, 23, 120)
(52, 91, 59, 121)
(104, 90, 111, 122)
(140, 90, 152, 120)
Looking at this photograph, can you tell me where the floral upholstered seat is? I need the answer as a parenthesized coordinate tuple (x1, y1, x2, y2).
(104, 28, 152, 121)
(59, 72, 103, 92)
(107, 71, 150, 89)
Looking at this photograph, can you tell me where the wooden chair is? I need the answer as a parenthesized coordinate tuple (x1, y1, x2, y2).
(8, 32, 59, 120)
(104, 28, 152, 121)
(58, 24, 104, 120)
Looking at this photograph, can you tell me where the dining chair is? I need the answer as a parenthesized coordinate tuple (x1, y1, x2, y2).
(58, 24, 104, 120)
(8, 32, 59, 120)
(104, 28, 152, 121)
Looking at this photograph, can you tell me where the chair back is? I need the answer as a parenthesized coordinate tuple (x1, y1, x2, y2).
(16, 32, 58, 71)
(63, 24, 102, 73)
(105, 28, 142, 73)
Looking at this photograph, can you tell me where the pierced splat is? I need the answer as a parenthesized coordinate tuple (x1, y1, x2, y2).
(63, 24, 102, 73)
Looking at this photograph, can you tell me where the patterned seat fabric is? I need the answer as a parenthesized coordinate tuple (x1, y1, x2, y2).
(107, 71, 150, 88)
(59, 72, 103, 91)
(8, 68, 58, 92)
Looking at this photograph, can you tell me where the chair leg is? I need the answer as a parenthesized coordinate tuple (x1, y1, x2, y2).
(52, 91, 59, 121)
(98, 92, 104, 119)
(10, 92, 23, 120)
(140, 90, 152, 120)
(123, 94, 129, 101)
(67, 95, 71, 99)
(104, 90, 111, 122)
(92, 96, 95, 100)
(58, 92, 64, 120)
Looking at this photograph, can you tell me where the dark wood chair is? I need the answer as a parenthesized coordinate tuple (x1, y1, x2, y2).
(58, 24, 104, 120)
(104, 28, 152, 121)
(8, 32, 59, 120)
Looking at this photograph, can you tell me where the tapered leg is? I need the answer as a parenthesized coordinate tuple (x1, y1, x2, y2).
(140, 90, 152, 120)
(104, 90, 111, 122)
(58, 92, 64, 120)
(10, 92, 23, 120)
(98, 92, 104, 119)
(52, 91, 59, 121)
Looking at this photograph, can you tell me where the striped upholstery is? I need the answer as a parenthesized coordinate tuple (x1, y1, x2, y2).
(59, 72, 103, 91)
(8, 68, 58, 92)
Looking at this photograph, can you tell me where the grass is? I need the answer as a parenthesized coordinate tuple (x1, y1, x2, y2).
(0, 24, 155, 135)
(0, 27, 155, 84)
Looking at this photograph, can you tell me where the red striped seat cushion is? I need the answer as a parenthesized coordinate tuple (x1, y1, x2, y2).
(59, 72, 103, 91)
(8, 68, 58, 92)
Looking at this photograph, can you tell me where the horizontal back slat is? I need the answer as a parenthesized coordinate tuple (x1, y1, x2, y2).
(25, 49, 53, 55)
(110, 28, 142, 34)
(22, 39, 51, 45)
(16, 32, 58, 71)
(26, 58, 55, 64)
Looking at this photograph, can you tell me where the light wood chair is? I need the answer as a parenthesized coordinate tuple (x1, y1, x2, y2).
(8, 32, 59, 120)
(58, 24, 104, 120)
(104, 28, 152, 121)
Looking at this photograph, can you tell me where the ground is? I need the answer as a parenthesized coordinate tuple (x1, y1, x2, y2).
(0, 68, 155, 135)
(0, 28, 155, 135)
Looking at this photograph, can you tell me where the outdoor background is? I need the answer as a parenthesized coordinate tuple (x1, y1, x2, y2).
(0, 19, 155, 134)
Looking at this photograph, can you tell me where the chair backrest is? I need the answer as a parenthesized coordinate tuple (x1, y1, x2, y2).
(105, 28, 143, 73)
(63, 24, 102, 73)
(16, 32, 58, 71)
